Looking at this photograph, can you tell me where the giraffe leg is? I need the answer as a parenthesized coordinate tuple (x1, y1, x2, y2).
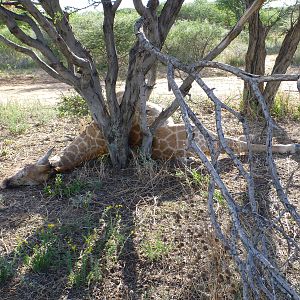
(224, 138, 300, 154)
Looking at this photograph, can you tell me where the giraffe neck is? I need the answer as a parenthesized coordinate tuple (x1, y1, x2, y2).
(50, 122, 107, 171)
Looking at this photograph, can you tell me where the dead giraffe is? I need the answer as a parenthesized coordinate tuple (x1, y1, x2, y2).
(1, 101, 300, 188)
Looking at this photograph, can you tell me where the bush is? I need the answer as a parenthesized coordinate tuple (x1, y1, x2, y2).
(164, 20, 225, 63)
(70, 9, 138, 74)
(220, 37, 247, 67)
(0, 28, 36, 70)
(179, 0, 230, 26)
(57, 94, 89, 117)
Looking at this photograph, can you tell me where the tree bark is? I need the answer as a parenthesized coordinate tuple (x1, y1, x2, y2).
(263, 13, 300, 107)
(242, 0, 267, 114)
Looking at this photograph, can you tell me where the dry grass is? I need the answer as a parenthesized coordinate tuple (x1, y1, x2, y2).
(0, 143, 241, 299)
(1, 72, 300, 299)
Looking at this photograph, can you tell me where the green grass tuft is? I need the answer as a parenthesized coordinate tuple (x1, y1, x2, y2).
(271, 92, 300, 120)
(24, 228, 58, 273)
(0, 101, 56, 135)
(0, 256, 14, 284)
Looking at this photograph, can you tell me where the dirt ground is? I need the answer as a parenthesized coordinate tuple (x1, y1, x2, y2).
(0, 55, 299, 105)
(0, 67, 300, 299)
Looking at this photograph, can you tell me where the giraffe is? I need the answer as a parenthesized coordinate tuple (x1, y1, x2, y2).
(1, 101, 300, 188)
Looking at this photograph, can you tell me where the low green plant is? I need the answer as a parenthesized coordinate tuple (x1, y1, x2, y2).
(68, 204, 127, 287)
(271, 93, 300, 120)
(57, 93, 89, 117)
(141, 237, 172, 262)
(70, 191, 93, 208)
(68, 229, 102, 287)
(214, 190, 226, 207)
(0, 256, 14, 284)
(0, 101, 56, 135)
(24, 227, 58, 272)
(102, 205, 127, 264)
(176, 167, 209, 188)
(44, 174, 87, 198)
(190, 169, 209, 186)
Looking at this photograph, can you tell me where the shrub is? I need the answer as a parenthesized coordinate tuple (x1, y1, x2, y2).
(0, 28, 36, 70)
(271, 92, 300, 120)
(164, 20, 225, 63)
(70, 9, 138, 74)
(0, 257, 14, 283)
(57, 94, 89, 117)
(219, 35, 247, 67)
(179, 0, 230, 26)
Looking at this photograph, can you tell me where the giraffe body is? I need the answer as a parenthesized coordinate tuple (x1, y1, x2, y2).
(1, 101, 300, 188)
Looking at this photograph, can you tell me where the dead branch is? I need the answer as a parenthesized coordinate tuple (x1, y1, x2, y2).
(136, 16, 300, 299)
(150, 0, 266, 133)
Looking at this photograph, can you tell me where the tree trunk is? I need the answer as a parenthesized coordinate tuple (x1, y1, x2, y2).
(263, 14, 300, 107)
(106, 124, 130, 168)
(242, 0, 267, 114)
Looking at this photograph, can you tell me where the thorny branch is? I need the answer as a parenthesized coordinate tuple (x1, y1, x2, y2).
(136, 17, 300, 299)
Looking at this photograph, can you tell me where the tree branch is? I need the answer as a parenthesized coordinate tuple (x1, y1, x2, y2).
(151, 0, 266, 133)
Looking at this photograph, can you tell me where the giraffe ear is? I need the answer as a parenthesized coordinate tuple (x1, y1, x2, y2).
(37, 148, 54, 165)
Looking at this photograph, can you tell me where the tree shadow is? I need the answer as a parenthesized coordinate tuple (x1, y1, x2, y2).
(0, 160, 198, 299)
(1, 139, 299, 299)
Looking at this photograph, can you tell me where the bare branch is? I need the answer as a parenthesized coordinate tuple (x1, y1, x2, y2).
(151, 0, 266, 133)
(133, 0, 147, 16)
(0, 34, 69, 83)
(135, 16, 300, 297)
(102, 1, 120, 118)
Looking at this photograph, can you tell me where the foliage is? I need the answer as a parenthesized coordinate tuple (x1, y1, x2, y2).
(69, 10, 138, 74)
(220, 35, 248, 67)
(271, 92, 300, 120)
(178, 0, 229, 26)
(44, 174, 87, 198)
(68, 204, 127, 287)
(24, 228, 58, 272)
(215, 0, 245, 25)
(0, 256, 14, 283)
(141, 237, 172, 261)
(57, 93, 89, 117)
(0, 27, 36, 70)
(165, 20, 225, 63)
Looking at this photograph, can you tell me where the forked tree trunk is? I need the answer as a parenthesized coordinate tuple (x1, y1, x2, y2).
(263, 14, 300, 107)
(243, 2, 300, 113)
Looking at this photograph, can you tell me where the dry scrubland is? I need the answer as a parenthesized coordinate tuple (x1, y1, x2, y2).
(0, 61, 300, 299)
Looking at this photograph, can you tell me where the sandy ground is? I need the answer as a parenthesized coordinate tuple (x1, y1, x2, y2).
(0, 75, 298, 105)
(0, 56, 299, 105)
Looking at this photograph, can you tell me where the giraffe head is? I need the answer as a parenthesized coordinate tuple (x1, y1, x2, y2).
(1, 148, 54, 189)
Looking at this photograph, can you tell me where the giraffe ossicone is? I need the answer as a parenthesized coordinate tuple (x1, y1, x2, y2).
(1, 101, 300, 188)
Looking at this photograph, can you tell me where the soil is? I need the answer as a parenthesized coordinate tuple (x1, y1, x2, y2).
(0, 68, 300, 299)
(0, 55, 299, 105)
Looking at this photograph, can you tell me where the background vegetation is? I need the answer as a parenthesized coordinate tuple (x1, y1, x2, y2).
(0, 0, 298, 74)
